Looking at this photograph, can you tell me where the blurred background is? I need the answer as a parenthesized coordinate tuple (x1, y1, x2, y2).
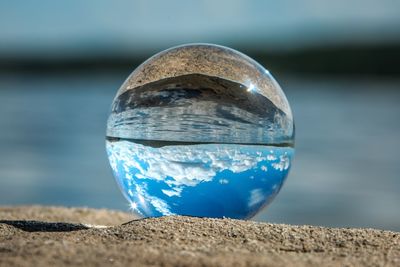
(1, 0, 399, 230)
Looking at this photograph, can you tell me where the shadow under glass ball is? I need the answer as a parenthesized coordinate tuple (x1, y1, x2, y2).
(106, 44, 294, 219)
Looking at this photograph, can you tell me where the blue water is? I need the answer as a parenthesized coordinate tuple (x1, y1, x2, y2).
(1, 73, 400, 230)
(107, 139, 293, 219)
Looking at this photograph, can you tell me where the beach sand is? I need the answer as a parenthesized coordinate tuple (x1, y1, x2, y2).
(0, 206, 399, 266)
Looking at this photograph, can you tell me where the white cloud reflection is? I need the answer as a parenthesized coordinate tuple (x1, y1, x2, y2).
(111, 141, 268, 188)
(248, 188, 264, 207)
(272, 154, 290, 171)
(107, 140, 291, 215)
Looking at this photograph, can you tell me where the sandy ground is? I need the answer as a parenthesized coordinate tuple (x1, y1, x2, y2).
(0, 206, 399, 267)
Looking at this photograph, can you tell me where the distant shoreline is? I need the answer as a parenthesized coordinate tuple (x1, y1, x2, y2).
(1, 43, 400, 76)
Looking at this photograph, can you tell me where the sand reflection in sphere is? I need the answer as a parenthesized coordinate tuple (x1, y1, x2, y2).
(106, 44, 294, 219)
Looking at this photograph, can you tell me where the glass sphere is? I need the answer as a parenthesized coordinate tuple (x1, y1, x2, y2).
(106, 44, 294, 219)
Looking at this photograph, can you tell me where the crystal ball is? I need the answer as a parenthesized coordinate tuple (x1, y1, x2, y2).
(106, 44, 294, 219)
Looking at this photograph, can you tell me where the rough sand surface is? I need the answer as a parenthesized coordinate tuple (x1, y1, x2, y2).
(0, 206, 399, 267)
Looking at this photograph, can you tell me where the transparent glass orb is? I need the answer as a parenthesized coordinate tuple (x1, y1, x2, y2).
(106, 44, 294, 219)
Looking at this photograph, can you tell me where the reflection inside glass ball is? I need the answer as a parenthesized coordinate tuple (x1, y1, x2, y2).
(106, 44, 294, 219)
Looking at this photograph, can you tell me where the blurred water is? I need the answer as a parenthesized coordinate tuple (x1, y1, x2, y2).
(2, 1, 400, 56)
(0, 72, 399, 231)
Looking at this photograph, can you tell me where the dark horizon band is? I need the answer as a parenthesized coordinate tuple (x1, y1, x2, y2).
(106, 136, 294, 148)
